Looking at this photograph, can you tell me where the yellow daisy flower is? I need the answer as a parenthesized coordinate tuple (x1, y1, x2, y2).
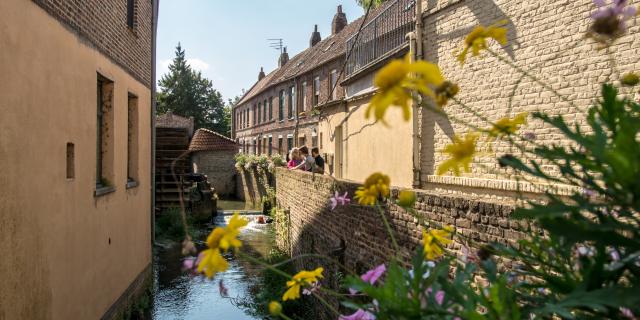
(422, 226, 454, 260)
(367, 57, 448, 124)
(354, 173, 391, 206)
(397, 190, 416, 208)
(437, 133, 479, 176)
(457, 20, 508, 65)
(197, 248, 229, 279)
(282, 267, 324, 301)
(486, 112, 528, 139)
(434, 81, 460, 107)
(268, 301, 282, 316)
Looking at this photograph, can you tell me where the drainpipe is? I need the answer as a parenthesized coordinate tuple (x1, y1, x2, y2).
(411, 0, 423, 189)
(151, 0, 160, 244)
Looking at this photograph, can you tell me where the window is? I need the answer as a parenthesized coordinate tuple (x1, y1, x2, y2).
(258, 102, 262, 123)
(256, 104, 260, 124)
(96, 74, 114, 191)
(127, 93, 139, 187)
(263, 99, 267, 122)
(66, 143, 75, 179)
(330, 70, 338, 100)
(301, 82, 307, 111)
(287, 136, 294, 152)
(127, 0, 136, 29)
(320, 132, 323, 149)
(258, 139, 262, 154)
(268, 136, 273, 156)
(253, 139, 257, 154)
(313, 76, 320, 106)
(312, 135, 318, 148)
(278, 137, 283, 155)
(278, 90, 285, 121)
(299, 136, 306, 147)
(269, 97, 273, 120)
(288, 86, 295, 119)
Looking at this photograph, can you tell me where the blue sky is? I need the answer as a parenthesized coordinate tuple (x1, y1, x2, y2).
(156, 0, 364, 101)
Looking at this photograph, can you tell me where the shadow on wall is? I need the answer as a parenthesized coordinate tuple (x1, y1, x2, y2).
(236, 168, 274, 207)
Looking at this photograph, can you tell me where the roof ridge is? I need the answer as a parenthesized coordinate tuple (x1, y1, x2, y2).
(195, 128, 235, 143)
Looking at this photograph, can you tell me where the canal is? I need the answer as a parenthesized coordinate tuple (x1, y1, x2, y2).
(152, 200, 270, 319)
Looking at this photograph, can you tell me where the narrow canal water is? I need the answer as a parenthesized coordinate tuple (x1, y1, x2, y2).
(152, 200, 270, 320)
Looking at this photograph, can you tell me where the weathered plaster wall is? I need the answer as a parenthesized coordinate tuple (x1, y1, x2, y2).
(274, 168, 525, 319)
(192, 150, 237, 197)
(0, 0, 152, 318)
(418, 0, 640, 193)
(319, 94, 414, 188)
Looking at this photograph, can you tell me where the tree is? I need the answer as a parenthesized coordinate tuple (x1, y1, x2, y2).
(157, 44, 229, 135)
(356, 0, 384, 9)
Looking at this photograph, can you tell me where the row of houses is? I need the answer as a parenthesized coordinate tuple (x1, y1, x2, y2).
(233, 0, 640, 197)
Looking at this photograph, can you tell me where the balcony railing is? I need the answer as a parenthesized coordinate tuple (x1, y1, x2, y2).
(345, 0, 415, 77)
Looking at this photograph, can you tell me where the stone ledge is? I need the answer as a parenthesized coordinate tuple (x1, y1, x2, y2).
(95, 186, 116, 197)
(423, 175, 579, 196)
(100, 264, 152, 320)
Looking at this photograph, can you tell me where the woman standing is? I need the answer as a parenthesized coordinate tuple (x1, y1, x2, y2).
(287, 148, 302, 169)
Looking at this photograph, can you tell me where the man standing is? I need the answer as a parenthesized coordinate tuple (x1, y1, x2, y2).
(312, 147, 325, 174)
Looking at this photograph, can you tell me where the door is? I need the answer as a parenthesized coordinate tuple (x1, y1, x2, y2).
(334, 125, 343, 179)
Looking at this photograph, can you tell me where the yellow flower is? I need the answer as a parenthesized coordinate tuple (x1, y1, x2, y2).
(197, 248, 229, 278)
(457, 20, 508, 65)
(268, 301, 282, 316)
(206, 213, 248, 251)
(397, 190, 416, 208)
(437, 133, 479, 176)
(621, 72, 640, 86)
(354, 173, 391, 206)
(422, 226, 454, 260)
(486, 112, 528, 139)
(282, 267, 324, 301)
(367, 56, 447, 125)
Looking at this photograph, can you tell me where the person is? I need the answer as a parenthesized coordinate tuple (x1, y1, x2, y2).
(293, 146, 315, 172)
(287, 148, 302, 169)
(311, 147, 325, 174)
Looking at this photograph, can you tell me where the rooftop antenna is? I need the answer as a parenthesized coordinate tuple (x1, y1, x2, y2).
(268, 38, 284, 54)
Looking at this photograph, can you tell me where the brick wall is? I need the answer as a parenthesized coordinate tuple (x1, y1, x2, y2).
(191, 150, 237, 197)
(274, 167, 525, 319)
(32, 0, 153, 87)
(418, 0, 640, 191)
(236, 167, 273, 206)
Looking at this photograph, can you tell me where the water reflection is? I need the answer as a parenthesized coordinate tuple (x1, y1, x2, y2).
(152, 209, 271, 320)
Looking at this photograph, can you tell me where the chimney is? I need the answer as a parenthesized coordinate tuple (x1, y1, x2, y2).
(278, 47, 289, 67)
(258, 67, 265, 81)
(309, 25, 321, 47)
(332, 5, 348, 35)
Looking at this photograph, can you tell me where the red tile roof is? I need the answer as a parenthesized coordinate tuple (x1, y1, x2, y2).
(156, 112, 195, 136)
(189, 128, 238, 152)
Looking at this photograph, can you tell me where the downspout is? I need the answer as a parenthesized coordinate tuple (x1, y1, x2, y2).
(411, 0, 423, 189)
(151, 0, 160, 244)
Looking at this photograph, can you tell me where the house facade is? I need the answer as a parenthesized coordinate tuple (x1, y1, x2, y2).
(232, 6, 355, 166)
(0, 0, 157, 318)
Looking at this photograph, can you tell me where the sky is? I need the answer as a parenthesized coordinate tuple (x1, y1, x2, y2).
(156, 0, 365, 101)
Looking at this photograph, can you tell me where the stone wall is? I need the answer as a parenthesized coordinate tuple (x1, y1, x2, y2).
(235, 167, 274, 206)
(274, 167, 526, 319)
(418, 0, 640, 192)
(192, 150, 237, 197)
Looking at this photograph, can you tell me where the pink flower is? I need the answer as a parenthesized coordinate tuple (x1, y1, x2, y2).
(219, 279, 229, 297)
(329, 191, 351, 210)
(182, 252, 204, 274)
(339, 309, 376, 320)
(620, 307, 637, 320)
(350, 264, 386, 295)
(589, 0, 637, 42)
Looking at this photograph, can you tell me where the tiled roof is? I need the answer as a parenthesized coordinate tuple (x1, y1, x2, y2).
(189, 128, 238, 151)
(236, 7, 380, 107)
(156, 112, 195, 136)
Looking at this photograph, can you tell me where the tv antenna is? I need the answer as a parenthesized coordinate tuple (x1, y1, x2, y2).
(268, 38, 284, 54)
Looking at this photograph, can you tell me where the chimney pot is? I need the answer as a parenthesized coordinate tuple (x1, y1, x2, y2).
(278, 47, 289, 67)
(258, 67, 265, 81)
(332, 5, 348, 35)
(310, 24, 322, 47)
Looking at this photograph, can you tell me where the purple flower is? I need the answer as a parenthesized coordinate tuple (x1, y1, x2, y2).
(329, 191, 351, 210)
(589, 0, 637, 42)
(339, 309, 376, 320)
(434, 290, 445, 305)
(349, 264, 386, 295)
(522, 131, 536, 141)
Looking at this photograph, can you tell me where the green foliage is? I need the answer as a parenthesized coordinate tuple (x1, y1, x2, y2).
(155, 207, 193, 241)
(157, 44, 229, 135)
(356, 0, 385, 9)
(341, 84, 640, 319)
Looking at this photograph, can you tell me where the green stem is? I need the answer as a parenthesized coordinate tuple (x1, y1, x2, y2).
(278, 313, 294, 320)
(486, 48, 576, 109)
(310, 291, 342, 317)
(375, 203, 401, 256)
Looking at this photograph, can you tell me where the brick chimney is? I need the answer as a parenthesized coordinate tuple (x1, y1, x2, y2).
(309, 25, 321, 47)
(332, 5, 348, 35)
(258, 67, 265, 81)
(278, 47, 289, 67)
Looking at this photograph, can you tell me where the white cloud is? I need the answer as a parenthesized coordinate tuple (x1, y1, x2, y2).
(156, 58, 210, 78)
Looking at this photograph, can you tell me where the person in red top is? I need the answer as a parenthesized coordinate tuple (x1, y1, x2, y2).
(287, 147, 302, 169)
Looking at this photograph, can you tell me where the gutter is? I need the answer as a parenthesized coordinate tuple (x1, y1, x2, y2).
(411, 0, 423, 189)
(151, 0, 160, 244)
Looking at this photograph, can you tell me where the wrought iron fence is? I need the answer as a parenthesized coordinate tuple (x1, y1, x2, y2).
(345, 0, 415, 77)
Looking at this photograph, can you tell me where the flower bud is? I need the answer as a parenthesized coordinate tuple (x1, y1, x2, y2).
(268, 301, 282, 316)
(397, 190, 416, 208)
(621, 72, 640, 86)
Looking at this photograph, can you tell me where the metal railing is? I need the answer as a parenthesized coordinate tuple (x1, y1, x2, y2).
(345, 0, 415, 77)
